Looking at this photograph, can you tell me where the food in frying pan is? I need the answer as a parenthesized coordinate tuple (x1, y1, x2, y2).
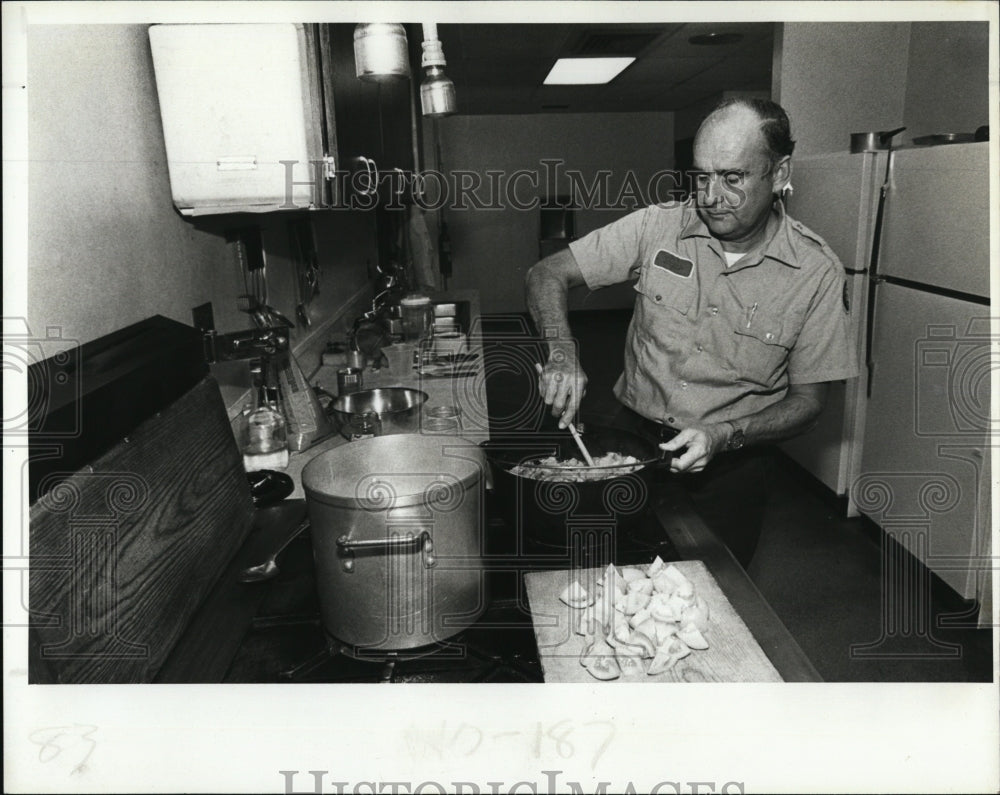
(508, 451, 642, 481)
(568, 558, 712, 681)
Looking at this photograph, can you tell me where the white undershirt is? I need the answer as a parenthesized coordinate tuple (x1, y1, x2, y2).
(723, 251, 744, 268)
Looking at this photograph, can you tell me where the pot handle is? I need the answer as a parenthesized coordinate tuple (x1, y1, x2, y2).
(336, 529, 436, 572)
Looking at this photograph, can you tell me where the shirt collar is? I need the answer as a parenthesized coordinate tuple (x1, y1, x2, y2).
(679, 199, 800, 269)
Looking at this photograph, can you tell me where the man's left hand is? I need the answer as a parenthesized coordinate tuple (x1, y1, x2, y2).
(659, 423, 730, 473)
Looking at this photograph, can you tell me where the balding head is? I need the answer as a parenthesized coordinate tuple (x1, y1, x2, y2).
(697, 97, 796, 168)
(696, 104, 772, 172)
(690, 97, 794, 251)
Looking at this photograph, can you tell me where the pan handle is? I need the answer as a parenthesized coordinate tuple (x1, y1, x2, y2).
(336, 529, 436, 572)
(648, 446, 687, 469)
(649, 426, 686, 467)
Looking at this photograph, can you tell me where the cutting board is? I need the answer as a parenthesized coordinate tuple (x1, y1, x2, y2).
(524, 561, 783, 683)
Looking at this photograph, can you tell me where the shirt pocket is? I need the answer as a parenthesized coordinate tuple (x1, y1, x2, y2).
(634, 265, 695, 316)
(731, 310, 795, 387)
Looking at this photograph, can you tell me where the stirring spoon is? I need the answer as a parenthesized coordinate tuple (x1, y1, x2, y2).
(239, 518, 310, 583)
(534, 363, 596, 466)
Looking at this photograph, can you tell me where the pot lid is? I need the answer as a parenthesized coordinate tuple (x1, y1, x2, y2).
(302, 434, 483, 509)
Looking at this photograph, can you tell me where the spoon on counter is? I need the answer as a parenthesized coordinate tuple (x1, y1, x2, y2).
(534, 363, 596, 466)
(239, 518, 311, 583)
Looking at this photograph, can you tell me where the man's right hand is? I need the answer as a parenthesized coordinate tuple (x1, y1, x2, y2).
(536, 355, 588, 429)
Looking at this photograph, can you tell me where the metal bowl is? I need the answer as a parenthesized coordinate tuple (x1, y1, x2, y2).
(912, 133, 976, 146)
(327, 387, 429, 438)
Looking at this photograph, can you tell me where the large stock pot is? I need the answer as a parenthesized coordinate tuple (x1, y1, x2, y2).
(302, 434, 486, 651)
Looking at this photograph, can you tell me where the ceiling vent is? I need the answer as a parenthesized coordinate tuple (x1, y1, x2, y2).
(571, 30, 661, 56)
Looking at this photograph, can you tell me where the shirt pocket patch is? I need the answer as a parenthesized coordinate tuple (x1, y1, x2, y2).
(731, 311, 793, 387)
(652, 249, 694, 278)
(635, 264, 695, 315)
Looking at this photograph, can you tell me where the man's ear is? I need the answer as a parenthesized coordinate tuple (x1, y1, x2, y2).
(771, 156, 791, 193)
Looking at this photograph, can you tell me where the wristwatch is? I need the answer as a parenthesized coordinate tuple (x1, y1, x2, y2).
(725, 420, 745, 451)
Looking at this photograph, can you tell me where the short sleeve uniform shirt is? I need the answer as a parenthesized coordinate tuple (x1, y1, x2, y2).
(567, 200, 859, 428)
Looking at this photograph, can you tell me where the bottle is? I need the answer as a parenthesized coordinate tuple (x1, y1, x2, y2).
(243, 381, 289, 472)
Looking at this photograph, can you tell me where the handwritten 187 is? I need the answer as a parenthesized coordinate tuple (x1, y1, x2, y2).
(404, 720, 615, 769)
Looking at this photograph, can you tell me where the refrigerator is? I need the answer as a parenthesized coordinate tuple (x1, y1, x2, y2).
(784, 142, 993, 606)
(781, 148, 883, 499)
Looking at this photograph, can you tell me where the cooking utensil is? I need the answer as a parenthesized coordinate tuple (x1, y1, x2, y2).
(436, 352, 478, 365)
(534, 362, 594, 464)
(416, 366, 480, 378)
(327, 387, 429, 438)
(302, 434, 486, 650)
(480, 424, 670, 551)
(567, 423, 596, 467)
(261, 304, 294, 329)
(382, 341, 417, 375)
(912, 132, 977, 146)
(849, 127, 907, 154)
(246, 469, 294, 507)
(239, 518, 311, 583)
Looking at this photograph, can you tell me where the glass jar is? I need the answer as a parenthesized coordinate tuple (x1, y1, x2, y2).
(399, 294, 434, 342)
(244, 393, 287, 455)
(242, 387, 289, 471)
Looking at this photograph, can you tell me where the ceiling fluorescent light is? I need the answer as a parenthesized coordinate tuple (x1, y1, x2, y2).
(543, 57, 635, 85)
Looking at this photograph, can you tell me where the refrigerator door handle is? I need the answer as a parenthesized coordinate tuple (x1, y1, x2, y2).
(864, 132, 904, 399)
(864, 275, 882, 398)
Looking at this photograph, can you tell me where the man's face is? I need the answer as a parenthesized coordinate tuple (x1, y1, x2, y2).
(692, 108, 788, 251)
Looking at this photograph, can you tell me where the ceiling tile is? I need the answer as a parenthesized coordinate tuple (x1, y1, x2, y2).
(436, 22, 774, 115)
(617, 55, 723, 87)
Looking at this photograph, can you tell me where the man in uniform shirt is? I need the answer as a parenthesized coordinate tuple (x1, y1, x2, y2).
(526, 97, 858, 567)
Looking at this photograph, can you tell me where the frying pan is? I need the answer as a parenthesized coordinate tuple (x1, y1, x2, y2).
(481, 424, 668, 475)
(480, 424, 669, 550)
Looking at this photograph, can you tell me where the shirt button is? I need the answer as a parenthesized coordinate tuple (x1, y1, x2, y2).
(667, 417, 675, 424)
(681, 381, 688, 389)
(655, 294, 662, 302)
(696, 344, 703, 352)
(709, 306, 719, 316)
(765, 332, 774, 341)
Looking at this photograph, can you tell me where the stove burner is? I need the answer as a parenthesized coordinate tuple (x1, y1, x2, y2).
(266, 597, 543, 683)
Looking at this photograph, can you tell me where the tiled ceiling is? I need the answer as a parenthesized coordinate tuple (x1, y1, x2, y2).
(437, 22, 775, 114)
